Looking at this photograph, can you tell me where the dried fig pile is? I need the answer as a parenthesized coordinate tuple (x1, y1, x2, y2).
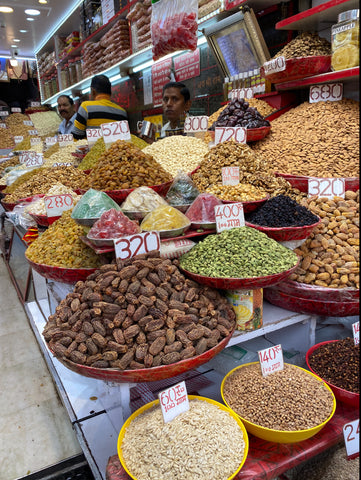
(43, 252, 236, 370)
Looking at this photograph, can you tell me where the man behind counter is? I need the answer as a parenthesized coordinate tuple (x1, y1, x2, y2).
(71, 74, 127, 139)
(160, 82, 192, 138)
(57, 95, 77, 135)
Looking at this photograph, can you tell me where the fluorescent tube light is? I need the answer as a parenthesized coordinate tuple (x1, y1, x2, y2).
(82, 87, 91, 94)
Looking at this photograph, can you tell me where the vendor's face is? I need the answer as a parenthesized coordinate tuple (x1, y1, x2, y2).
(162, 87, 189, 123)
(57, 96, 74, 120)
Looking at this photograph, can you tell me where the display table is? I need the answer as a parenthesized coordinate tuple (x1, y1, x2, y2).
(105, 402, 358, 480)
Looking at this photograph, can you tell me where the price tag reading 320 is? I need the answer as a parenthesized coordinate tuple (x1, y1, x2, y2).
(308, 178, 345, 199)
(114, 231, 160, 260)
(101, 120, 131, 147)
(58, 134, 74, 147)
(215, 127, 246, 145)
(44, 194, 74, 217)
(184, 116, 209, 133)
(159, 381, 189, 423)
(258, 344, 284, 377)
(86, 128, 102, 147)
(215, 203, 245, 233)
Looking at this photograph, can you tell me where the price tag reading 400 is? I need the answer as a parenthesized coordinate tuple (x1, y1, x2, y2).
(309, 83, 343, 103)
(352, 321, 359, 345)
(114, 231, 160, 260)
(44, 194, 74, 218)
(86, 128, 102, 146)
(343, 419, 359, 459)
(215, 203, 245, 233)
(258, 344, 284, 377)
(215, 127, 246, 145)
(308, 178, 345, 199)
(101, 120, 131, 146)
(159, 381, 189, 423)
(184, 116, 209, 133)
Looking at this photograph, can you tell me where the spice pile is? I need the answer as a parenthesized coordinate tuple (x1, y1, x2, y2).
(29, 111, 61, 137)
(272, 32, 331, 59)
(5, 113, 34, 137)
(0, 127, 14, 149)
(185, 193, 222, 223)
(78, 137, 106, 170)
(24, 183, 81, 215)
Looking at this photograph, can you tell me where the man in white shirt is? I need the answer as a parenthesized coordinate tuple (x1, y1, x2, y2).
(57, 95, 77, 135)
(160, 82, 191, 138)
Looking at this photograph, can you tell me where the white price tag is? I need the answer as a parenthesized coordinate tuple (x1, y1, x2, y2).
(30, 137, 42, 146)
(230, 89, 238, 100)
(58, 133, 74, 147)
(30, 101, 41, 107)
(0, 111, 8, 117)
(263, 56, 286, 75)
(23, 120, 33, 126)
(158, 381, 189, 423)
(309, 83, 343, 103)
(86, 128, 102, 146)
(101, 120, 131, 146)
(352, 321, 359, 346)
(44, 194, 74, 217)
(52, 162, 73, 167)
(222, 166, 240, 186)
(184, 116, 209, 133)
(215, 127, 246, 145)
(258, 344, 284, 377)
(19, 151, 33, 164)
(0, 123, 6, 128)
(308, 178, 345, 199)
(343, 419, 359, 459)
(14, 135, 24, 144)
(25, 152, 44, 167)
(45, 136, 57, 146)
(28, 129, 38, 136)
(114, 231, 160, 260)
(214, 203, 245, 233)
(244, 88, 254, 99)
(11, 107, 21, 113)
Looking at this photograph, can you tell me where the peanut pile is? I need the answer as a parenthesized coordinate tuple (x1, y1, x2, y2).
(5, 113, 34, 137)
(206, 183, 267, 201)
(273, 32, 331, 59)
(252, 99, 359, 178)
(82, 140, 172, 191)
(289, 191, 359, 289)
(0, 128, 15, 149)
(43, 251, 236, 369)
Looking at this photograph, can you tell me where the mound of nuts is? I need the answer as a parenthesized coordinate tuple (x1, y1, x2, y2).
(206, 183, 268, 202)
(43, 251, 236, 369)
(289, 191, 359, 288)
(272, 32, 331, 59)
(0, 157, 19, 175)
(223, 363, 334, 431)
(0, 128, 15, 149)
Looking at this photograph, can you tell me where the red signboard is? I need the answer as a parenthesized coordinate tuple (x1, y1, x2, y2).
(152, 58, 173, 107)
(174, 49, 200, 82)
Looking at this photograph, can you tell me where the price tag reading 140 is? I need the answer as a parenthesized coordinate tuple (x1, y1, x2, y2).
(159, 381, 189, 423)
(44, 194, 74, 218)
(308, 178, 345, 199)
(215, 127, 246, 145)
(101, 120, 131, 146)
(258, 344, 284, 377)
(215, 203, 245, 233)
(184, 116, 209, 133)
(114, 231, 160, 260)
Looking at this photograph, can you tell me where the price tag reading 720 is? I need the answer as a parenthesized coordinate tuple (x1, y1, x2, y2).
(308, 178, 345, 199)
(101, 120, 131, 146)
(258, 344, 284, 377)
(158, 381, 189, 423)
(215, 127, 246, 145)
(184, 116, 209, 133)
(215, 203, 245, 233)
(114, 231, 160, 260)
(44, 194, 74, 217)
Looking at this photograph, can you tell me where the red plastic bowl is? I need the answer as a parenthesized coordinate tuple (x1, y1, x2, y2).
(92, 181, 173, 205)
(0, 184, 6, 192)
(26, 256, 97, 284)
(222, 195, 269, 213)
(245, 216, 321, 242)
(179, 258, 300, 290)
(261, 55, 332, 84)
(306, 340, 359, 407)
(275, 172, 359, 193)
(1, 199, 17, 211)
(268, 279, 359, 302)
(29, 213, 60, 226)
(48, 329, 235, 383)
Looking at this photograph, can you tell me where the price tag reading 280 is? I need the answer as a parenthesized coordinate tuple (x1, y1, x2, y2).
(184, 116, 209, 133)
(114, 231, 160, 260)
(215, 203, 245, 233)
(258, 344, 284, 377)
(308, 178, 345, 199)
(215, 127, 246, 145)
(101, 120, 131, 147)
(44, 194, 74, 217)
(158, 381, 189, 423)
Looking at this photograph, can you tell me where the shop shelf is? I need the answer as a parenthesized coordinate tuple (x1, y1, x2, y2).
(275, 0, 360, 30)
(275, 66, 359, 90)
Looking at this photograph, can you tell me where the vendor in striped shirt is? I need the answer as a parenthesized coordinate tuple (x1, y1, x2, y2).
(71, 74, 127, 139)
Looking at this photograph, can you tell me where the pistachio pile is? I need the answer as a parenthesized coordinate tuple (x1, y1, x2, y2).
(179, 227, 298, 278)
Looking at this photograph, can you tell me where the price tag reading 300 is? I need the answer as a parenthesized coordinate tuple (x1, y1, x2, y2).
(159, 381, 189, 423)
(215, 127, 246, 145)
(44, 194, 74, 217)
(258, 344, 284, 377)
(184, 116, 209, 133)
(308, 178, 345, 199)
(215, 203, 245, 233)
(101, 120, 131, 146)
(114, 231, 160, 260)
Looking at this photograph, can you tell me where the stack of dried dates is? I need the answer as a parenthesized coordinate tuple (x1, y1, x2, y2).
(43, 251, 236, 370)
(209, 98, 270, 130)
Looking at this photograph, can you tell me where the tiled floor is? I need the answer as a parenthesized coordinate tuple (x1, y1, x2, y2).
(0, 258, 82, 480)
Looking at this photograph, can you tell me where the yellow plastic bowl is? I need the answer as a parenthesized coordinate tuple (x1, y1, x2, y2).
(117, 394, 249, 480)
(221, 362, 336, 444)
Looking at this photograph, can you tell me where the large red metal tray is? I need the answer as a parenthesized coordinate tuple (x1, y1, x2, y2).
(261, 55, 332, 84)
(275, 172, 359, 193)
(29, 213, 60, 226)
(245, 217, 321, 242)
(26, 256, 97, 284)
(222, 195, 269, 213)
(1, 199, 17, 211)
(267, 279, 359, 302)
(179, 259, 300, 290)
(306, 341, 359, 407)
(48, 329, 234, 383)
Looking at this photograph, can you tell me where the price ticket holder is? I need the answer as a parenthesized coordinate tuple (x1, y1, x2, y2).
(101, 120, 131, 149)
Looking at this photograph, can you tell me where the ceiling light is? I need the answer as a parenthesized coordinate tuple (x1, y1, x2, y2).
(39, 0, 48, 3)
(9, 59, 18, 67)
(13, 39, 20, 42)
(26, 17, 35, 21)
(0, 6, 13, 13)
(25, 9, 41, 15)
(11, 45, 17, 48)
(19, 30, 28, 33)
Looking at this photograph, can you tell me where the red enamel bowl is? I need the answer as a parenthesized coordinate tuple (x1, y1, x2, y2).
(306, 340, 359, 407)
(261, 55, 332, 84)
(25, 256, 97, 284)
(28, 213, 60, 226)
(245, 216, 321, 242)
(1, 199, 17, 211)
(208, 126, 270, 144)
(274, 172, 359, 193)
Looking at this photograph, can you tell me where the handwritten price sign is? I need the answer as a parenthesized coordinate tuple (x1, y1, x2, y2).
(308, 178, 345, 199)
(20, 152, 44, 167)
(114, 231, 160, 260)
(231, 89, 253, 100)
(30, 137, 42, 146)
(258, 344, 284, 377)
(30, 101, 41, 107)
(343, 419, 359, 459)
(309, 83, 343, 103)
(214, 203, 245, 233)
(184, 116, 209, 133)
(352, 321, 359, 346)
(0, 123, 6, 128)
(215, 127, 246, 145)
(52, 162, 73, 167)
(28, 129, 38, 136)
(14, 135, 24, 144)
(263, 56, 286, 75)
(58, 134, 74, 147)
(222, 166, 240, 186)
(23, 120, 33, 126)
(86, 128, 103, 147)
(44, 194, 74, 217)
(11, 107, 22, 113)
(101, 120, 131, 147)
(0, 111, 9, 117)
(45, 136, 57, 146)
(158, 381, 189, 423)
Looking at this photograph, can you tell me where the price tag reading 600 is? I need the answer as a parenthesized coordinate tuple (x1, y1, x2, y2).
(159, 381, 189, 423)
(114, 231, 160, 260)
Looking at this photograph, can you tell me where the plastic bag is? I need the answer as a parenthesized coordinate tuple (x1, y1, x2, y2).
(88, 209, 141, 239)
(121, 186, 167, 212)
(151, 0, 198, 61)
(141, 205, 190, 231)
(165, 170, 199, 206)
(71, 188, 120, 220)
(185, 193, 222, 223)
